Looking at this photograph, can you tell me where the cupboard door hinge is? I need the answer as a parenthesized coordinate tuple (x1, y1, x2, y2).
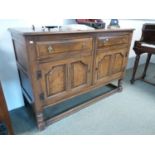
(39, 92, 45, 101)
(36, 70, 42, 80)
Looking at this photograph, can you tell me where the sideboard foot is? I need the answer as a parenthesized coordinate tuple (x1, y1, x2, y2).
(118, 79, 123, 92)
(36, 112, 45, 131)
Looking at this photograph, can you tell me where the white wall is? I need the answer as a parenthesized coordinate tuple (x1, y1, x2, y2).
(0, 19, 63, 111)
(0, 19, 155, 111)
(0, 20, 28, 111)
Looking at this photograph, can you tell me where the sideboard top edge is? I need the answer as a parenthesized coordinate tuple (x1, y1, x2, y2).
(8, 28, 135, 36)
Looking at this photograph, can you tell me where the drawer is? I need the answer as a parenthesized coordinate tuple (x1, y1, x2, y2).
(36, 38, 93, 59)
(97, 35, 129, 49)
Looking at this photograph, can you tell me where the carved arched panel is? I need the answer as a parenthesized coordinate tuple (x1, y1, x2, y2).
(112, 53, 124, 74)
(71, 61, 88, 88)
(97, 55, 111, 80)
(45, 64, 66, 96)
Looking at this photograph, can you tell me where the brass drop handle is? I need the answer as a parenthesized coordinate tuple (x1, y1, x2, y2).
(103, 38, 109, 43)
(48, 46, 53, 53)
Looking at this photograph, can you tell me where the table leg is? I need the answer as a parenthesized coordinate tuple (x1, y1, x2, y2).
(141, 53, 152, 79)
(130, 54, 140, 84)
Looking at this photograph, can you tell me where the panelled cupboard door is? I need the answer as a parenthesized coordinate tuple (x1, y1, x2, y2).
(38, 56, 92, 105)
(39, 59, 68, 102)
(94, 48, 128, 84)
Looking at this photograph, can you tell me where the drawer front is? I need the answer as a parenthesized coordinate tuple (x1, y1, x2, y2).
(36, 38, 93, 59)
(97, 35, 129, 49)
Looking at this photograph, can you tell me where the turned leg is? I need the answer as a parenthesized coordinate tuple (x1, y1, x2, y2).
(130, 54, 141, 84)
(118, 79, 123, 92)
(36, 112, 45, 130)
(141, 53, 152, 79)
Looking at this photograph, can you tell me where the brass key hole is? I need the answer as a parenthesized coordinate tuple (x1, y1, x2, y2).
(48, 46, 53, 53)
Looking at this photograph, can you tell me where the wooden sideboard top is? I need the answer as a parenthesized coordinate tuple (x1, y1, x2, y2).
(9, 27, 134, 36)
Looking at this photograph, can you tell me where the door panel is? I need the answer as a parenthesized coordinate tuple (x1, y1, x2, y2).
(39, 60, 68, 101)
(46, 64, 66, 96)
(111, 50, 127, 74)
(70, 56, 92, 90)
(112, 53, 124, 74)
(71, 61, 87, 87)
(97, 55, 111, 79)
(95, 53, 112, 83)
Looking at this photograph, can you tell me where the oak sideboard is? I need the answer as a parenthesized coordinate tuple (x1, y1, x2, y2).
(9, 28, 133, 130)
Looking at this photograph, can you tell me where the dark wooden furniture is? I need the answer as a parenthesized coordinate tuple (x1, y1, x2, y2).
(0, 82, 13, 134)
(131, 24, 155, 85)
(9, 28, 133, 130)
